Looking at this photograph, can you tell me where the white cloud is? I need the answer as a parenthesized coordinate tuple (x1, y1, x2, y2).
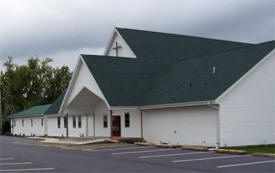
(0, 0, 274, 70)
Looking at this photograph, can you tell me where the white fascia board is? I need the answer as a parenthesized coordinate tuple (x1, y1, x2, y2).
(103, 28, 116, 56)
(59, 55, 83, 114)
(138, 100, 216, 110)
(103, 27, 137, 58)
(12, 114, 44, 119)
(110, 106, 139, 110)
(80, 55, 111, 110)
(45, 114, 66, 118)
(215, 48, 275, 103)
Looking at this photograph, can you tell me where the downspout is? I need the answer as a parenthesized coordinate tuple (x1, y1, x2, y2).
(66, 113, 69, 138)
(208, 102, 220, 149)
(140, 109, 144, 140)
(110, 110, 113, 139)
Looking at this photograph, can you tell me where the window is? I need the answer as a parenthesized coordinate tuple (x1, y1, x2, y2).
(64, 117, 67, 128)
(78, 115, 82, 128)
(57, 117, 61, 128)
(14, 120, 16, 127)
(73, 116, 76, 128)
(31, 119, 33, 127)
(22, 119, 24, 127)
(41, 118, 43, 127)
(125, 113, 130, 128)
(103, 114, 108, 128)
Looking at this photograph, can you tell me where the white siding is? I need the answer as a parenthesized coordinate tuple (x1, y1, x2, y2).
(143, 106, 218, 146)
(12, 117, 45, 136)
(105, 31, 136, 58)
(47, 116, 66, 137)
(218, 52, 275, 146)
(112, 109, 141, 138)
(94, 101, 110, 137)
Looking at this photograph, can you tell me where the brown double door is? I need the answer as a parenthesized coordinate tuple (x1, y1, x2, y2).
(112, 116, 121, 137)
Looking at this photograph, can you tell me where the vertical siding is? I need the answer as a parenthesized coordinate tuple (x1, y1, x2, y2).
(143, 106, 217, 146)
(219, 52, 275, 146)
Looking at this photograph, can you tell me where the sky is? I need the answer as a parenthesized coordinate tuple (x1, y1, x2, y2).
(0, 0, 274, 70)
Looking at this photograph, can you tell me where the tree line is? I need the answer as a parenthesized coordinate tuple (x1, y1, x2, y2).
(0, 57, 72, 132)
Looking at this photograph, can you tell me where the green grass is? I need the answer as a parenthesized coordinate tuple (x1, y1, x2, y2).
(222, 145, 275, 154)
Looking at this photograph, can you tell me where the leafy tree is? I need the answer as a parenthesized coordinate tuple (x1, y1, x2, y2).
(0, 57, 72, 119)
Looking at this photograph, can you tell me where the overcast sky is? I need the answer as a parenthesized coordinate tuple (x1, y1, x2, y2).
(0, 0, 274, 70)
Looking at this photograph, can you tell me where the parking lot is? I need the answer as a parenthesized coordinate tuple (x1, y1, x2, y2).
(0, 136, 274, 172)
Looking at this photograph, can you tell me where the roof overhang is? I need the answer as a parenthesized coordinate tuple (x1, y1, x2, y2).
(9, 114, 44, 119)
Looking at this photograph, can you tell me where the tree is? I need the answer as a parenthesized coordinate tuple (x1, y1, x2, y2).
(0, 56, 72, 120)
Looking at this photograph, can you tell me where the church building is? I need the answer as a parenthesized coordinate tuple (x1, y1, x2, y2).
(10, 27, 275, 147)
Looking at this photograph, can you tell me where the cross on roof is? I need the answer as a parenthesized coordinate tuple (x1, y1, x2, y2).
(112, 41, 122, 57)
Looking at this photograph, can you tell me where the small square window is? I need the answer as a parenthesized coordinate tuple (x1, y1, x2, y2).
(125, 113, 130, 128)
(103, 114, 108, 128)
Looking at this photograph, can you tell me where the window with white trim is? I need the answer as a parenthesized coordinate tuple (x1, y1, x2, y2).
(103, 114, 108, 128)
(73, 116, 76, 128)
(57, 117, 61, 128)
(125, 113, 130, 128)
(78, 115, 82, 128)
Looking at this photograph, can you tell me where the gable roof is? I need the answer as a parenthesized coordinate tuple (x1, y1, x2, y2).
(11, 104, 51, 118)
(82, 40, 274, 107)
(116, 27, 254, 62)
(45, 90, 67, 115)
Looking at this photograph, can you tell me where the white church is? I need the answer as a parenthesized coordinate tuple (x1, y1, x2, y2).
(10, 27, 275, 147)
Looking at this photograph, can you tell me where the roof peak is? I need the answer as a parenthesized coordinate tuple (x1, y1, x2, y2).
(115, 27, 254, 45)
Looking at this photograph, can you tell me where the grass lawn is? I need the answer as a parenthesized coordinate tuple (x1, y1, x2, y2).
(222, 145, 275, 154)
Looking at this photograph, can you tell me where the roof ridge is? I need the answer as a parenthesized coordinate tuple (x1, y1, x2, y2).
(116, 27, 254, 45)
(167, 42, 258, 65)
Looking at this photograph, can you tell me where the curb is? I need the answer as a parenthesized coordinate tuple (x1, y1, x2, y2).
(105, 139, 119, 143)
(155, 144, 182, 148)
(253, 152, 275, 158)
(182, 146, 209, 151)
(134, 142, 153, 146)
(215, 149, 247, 155)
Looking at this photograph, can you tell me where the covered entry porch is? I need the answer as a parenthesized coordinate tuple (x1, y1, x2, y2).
(63, 87, 142, 139)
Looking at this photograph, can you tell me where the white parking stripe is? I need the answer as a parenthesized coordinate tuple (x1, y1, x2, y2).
(172, 155, 251, 163)
(0, 168, 54, 172)
(139, 151, 214, 159)
(0, 158, 14, 161)
(93, 146, 153, 152)
(0, 162, 32, 166)
(112, 148, 180, 155)
(217, 160, 275, 168)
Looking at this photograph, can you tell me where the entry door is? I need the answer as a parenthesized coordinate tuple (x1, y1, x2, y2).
(112, 116, 121, 137)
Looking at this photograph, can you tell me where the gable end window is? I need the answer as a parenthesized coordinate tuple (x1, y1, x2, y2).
(78, 115, 82, 128)
(73, 116, 76, 128)
(103, 114, 108, 128)
(57, 117, 61, 128)
(125, 113, 130, 128)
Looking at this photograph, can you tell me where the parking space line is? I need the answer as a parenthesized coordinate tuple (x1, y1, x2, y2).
(172, 155, 251, 163)
(0, 168, 54, 172)
(93, 146, 153, 152)
(217, 160, 275, 168)
(0, 162, 32, 166)
(112, 148, 181, 155)
(0, 158, 14, 161)
(139, 151, 214, 159)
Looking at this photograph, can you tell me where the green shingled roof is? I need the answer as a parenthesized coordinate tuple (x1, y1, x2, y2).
(11, 104, 51, 118)
(45, 90, 67, 115)
(116, 27, 254, 62)
(82, 40, 274, 106)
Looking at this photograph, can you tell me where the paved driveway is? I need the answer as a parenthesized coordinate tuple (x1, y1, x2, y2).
(0, 136, 274, 172)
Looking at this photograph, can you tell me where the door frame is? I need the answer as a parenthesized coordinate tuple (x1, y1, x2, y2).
(111, 115, 121, 137)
